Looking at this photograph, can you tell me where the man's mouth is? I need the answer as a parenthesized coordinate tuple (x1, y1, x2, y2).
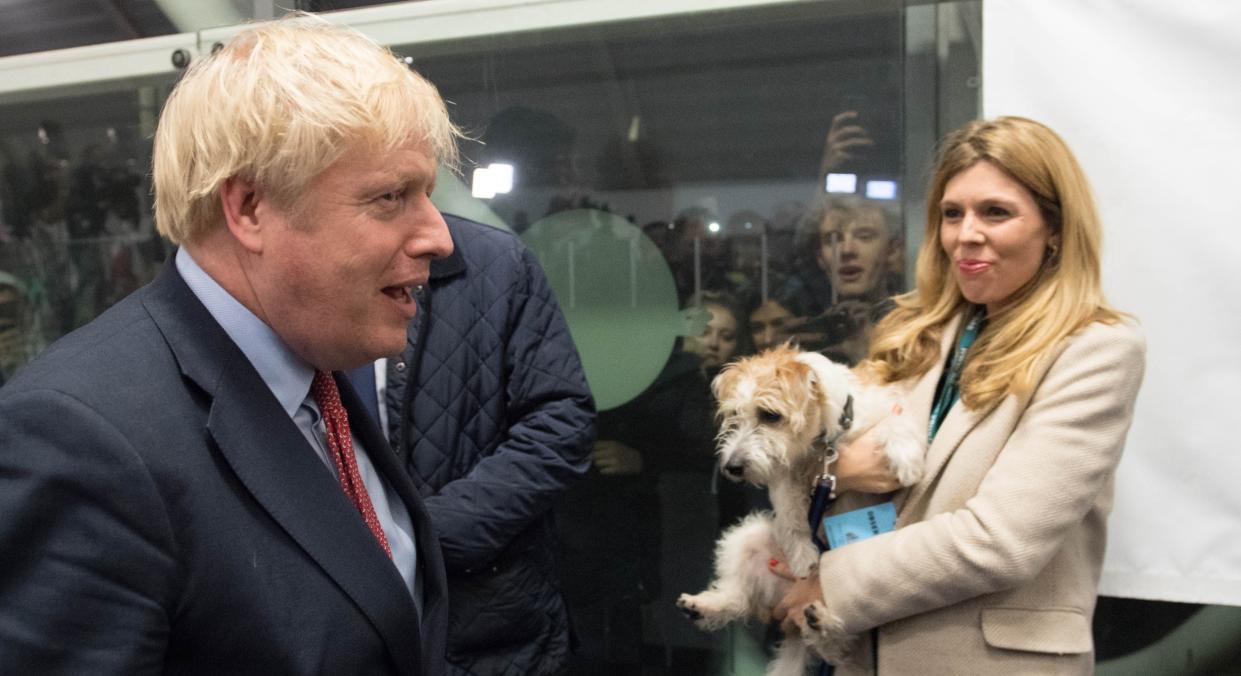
(836, 265, 864, 281)
(382, 285, 415, 305)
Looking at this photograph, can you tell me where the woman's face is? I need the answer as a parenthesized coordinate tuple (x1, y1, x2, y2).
(686, 302, 739, 370)
(749, 299, 794, 351)
(939, 161, 1053, 315)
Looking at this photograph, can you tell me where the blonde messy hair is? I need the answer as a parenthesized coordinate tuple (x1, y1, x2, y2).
(803, 194, 899, 242)
(863, 116, 1124, 410)
(153, 13, 462, 244)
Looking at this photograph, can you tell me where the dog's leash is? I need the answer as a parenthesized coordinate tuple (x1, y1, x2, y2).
(808, 393, 852, 550)
(806, 393, 853, 676)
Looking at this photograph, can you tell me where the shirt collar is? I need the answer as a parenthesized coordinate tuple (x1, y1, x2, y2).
(175, 248, 314, 417)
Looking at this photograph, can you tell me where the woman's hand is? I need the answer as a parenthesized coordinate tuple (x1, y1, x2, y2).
(834, 405, 903, 494)
(770, 561, 827, 636)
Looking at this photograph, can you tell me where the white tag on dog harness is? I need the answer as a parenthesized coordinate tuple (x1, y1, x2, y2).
(821, 502, 896, 549)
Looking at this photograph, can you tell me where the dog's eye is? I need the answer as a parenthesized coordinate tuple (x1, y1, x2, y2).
(757, 409, 783, 425)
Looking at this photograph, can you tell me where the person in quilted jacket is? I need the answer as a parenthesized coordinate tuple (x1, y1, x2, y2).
(350, 213, 596, 675)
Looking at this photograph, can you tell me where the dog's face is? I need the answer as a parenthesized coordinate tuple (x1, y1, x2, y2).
(712, 345, 828, 486)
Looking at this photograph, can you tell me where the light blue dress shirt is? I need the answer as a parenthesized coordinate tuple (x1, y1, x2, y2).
(175, 249, 420, 610)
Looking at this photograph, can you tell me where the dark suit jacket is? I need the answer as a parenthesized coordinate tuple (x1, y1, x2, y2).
(0, 262, 447, 675)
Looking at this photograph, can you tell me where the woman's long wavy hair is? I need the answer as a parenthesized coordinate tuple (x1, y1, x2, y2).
(862, 116, 1124, 410)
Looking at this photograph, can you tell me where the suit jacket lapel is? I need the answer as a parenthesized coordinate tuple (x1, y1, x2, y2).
(142, 263, 422, 676)
(902, 314, 962, 443)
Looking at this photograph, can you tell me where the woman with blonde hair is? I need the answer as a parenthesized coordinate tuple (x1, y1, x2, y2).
(771, 116, 1145, 674)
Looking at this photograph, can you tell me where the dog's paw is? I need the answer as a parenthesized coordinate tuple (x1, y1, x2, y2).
(803, 602, 855, 665)
(676, 593, 704, 622)
(803, 603, 823, 632)
(676, 591, 736, 630)
(882, 416, 928, 487)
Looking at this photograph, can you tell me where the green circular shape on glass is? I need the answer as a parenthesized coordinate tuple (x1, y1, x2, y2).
(521, 209, 683, 411)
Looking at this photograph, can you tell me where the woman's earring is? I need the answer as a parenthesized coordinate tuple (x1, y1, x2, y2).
(1046, 242, 1060, 263)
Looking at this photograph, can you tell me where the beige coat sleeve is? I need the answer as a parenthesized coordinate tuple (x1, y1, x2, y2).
(817, 321, 1146, 635)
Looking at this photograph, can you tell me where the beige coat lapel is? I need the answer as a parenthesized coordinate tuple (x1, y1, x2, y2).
(896, 313, 990, 522)
(902, 314, 962, 437)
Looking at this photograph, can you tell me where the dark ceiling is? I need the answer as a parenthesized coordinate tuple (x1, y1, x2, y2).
(0, 0, 176, 57)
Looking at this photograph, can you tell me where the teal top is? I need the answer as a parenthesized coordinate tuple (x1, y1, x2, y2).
(928, 308, 986, 443)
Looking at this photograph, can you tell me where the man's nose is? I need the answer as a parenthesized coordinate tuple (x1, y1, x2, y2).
(407, 204, 455, 259)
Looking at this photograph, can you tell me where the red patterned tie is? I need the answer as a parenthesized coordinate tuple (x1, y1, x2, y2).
(311, 370, 393, 558)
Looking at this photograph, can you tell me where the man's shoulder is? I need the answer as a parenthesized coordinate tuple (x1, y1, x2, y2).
(430, 215, 540, 295)
(443, 214, 527, 263)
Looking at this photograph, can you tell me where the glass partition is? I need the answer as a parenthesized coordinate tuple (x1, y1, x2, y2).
(0, 79, 175, 384)
(392, 1, 977, 672)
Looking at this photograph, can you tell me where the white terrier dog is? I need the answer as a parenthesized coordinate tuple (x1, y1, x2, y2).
(676, 344, 925, 675)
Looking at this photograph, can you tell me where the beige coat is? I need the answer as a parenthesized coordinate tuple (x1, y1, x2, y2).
(820, 316, 1146, 675)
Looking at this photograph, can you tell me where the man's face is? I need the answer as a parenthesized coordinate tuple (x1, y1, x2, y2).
(815, 210, 893, 299)
(250, 141, 453, 371)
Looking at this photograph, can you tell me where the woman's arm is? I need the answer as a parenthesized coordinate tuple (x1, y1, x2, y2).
(786, 321, 1146, 637)
(833, 404, 905, 494)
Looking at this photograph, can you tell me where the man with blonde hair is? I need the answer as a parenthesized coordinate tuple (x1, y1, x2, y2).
(782, 196, 903, 363)
(0, 16, 456, 674)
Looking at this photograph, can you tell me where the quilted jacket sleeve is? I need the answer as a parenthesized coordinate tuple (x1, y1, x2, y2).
(413, 225, 596, 572)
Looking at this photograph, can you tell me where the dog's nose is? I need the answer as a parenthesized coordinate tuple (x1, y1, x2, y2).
(721, 461, 746, 480)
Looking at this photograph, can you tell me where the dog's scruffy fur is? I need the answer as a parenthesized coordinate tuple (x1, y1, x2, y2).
(677, 345, 925, 676)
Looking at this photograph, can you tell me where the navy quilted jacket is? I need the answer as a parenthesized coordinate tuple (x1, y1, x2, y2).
(384, 215, 595, 676)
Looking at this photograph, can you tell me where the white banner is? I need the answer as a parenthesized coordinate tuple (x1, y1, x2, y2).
(983, 0, 1241, 606)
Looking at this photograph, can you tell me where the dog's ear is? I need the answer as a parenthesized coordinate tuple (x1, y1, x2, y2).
(712, 363, 739, 402)
(792, 352, 831, 404)
(801, 361, 819, 391)
(784, 358, 820, 401)
(791, 358, 831, 434)
(768, 358, 815, 435)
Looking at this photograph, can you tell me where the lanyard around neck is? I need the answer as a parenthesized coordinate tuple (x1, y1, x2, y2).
(928, 309, 985, 442)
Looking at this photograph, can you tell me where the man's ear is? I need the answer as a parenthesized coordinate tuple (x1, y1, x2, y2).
(219, 176, 266, 254)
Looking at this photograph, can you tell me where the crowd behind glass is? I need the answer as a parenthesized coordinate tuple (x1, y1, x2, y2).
(0, 121, 166, 383)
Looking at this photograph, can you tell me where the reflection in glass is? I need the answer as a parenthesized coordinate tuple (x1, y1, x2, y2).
(0, 88, 168, 382)
(399, 3, 928, 671)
